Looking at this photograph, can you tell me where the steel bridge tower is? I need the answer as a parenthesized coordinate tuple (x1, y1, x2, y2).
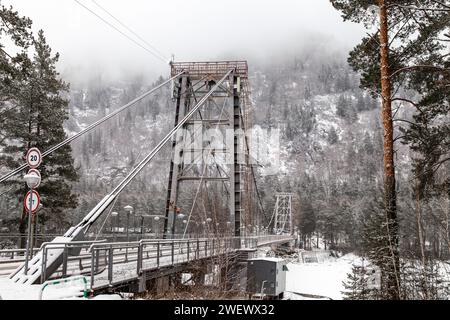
(273, 193, 293, 235)
(163, 61, 254, 238)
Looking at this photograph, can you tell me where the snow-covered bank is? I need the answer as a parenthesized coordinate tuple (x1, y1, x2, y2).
(285, 253, 362, 300)
(0, 277, 122, 300)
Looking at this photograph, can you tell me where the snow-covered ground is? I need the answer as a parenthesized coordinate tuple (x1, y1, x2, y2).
(285, 253, 361, 300)
(256, 246, 362, 300)
(0, 277, 122, 300)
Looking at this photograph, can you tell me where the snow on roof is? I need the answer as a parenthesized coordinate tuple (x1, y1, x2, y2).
(248, 257, 285, 262)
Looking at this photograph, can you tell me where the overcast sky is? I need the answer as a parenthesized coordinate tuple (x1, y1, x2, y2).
(4, 0, 366, 82)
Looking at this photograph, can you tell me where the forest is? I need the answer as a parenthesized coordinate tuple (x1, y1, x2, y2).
(0, 0, 449, 300)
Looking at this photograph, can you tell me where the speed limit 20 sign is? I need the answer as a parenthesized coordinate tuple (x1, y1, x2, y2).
(26, 148, 42, 169)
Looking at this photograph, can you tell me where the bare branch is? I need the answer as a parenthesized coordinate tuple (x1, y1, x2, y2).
(393, 118, 418, 126)
(392, 97, 425, 114)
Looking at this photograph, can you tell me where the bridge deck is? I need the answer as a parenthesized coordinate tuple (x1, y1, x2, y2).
(1, 235, 294, 296)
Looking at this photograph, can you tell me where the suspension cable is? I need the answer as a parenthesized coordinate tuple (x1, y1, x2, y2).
(239, 104, 269, 225)
(0, 72, 183, 184)
(71, 70, 234, 233)
(111, 70, 233, 196)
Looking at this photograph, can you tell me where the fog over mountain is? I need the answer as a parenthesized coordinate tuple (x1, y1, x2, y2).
(4, 0, 366, 82)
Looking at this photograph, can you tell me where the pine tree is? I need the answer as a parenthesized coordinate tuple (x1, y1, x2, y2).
(330, 0, 450, 299)
(327, 127, 339, 145)
(359, 195, 403, 299)
(0, 4, 33, 155)
(0, 27, 78, 246)
(298, 197, 316, 248)
(342, 264, 378, 300)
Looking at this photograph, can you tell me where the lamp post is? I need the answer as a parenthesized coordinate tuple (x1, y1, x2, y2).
(177, 214, 185, 238)
(124, 205, 133, 261)
(182, 220, 187, 237)
(206, 218, 212, 237)
(154, 216, 160, 238)
(140, 215, 145, 240)
(23, 171, 41, 275)
(111, 211, 118, 242)
(133, 212, 140, 240)
(202, 221, 206, 238)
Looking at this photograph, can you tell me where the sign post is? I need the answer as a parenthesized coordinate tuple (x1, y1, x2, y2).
(23, 148, 42, 276)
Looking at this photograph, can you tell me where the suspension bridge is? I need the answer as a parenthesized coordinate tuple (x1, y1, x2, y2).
(0, 61, 294, 297)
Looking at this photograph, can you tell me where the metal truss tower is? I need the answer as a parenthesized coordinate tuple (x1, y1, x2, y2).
(273, 193, 293, 235)
(163, 61, 251, 238)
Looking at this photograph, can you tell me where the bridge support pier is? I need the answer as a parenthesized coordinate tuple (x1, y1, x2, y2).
(138, 275, 147, 293)
(155, 276, 170, 296)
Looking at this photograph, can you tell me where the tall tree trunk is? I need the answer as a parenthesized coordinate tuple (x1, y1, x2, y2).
(415, 178, 428, 298)
(415, 179, 426, 266)
(379, 0, 400, 300)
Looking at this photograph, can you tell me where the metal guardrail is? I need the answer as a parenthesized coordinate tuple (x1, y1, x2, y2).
(88, 237, 248, 288)
(39, 276, 88, 300)
(171, 61, 248, 79)
(0, 248, 40, 262)
(40, 240, 107, 283)
(255, 234, 294, 245)
(5, 235, 293, 290)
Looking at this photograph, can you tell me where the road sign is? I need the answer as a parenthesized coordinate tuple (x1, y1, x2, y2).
(26, 169, 41, 188)
(26, 148, 42, 169)
(24, 190, 40, 214)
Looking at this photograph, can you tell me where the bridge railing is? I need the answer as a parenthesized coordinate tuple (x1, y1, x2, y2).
(11, 235, 287, 289)
(255, 234, 294, 246)
(87, 236, 260, 289)
(0, 248, 40, 262)
(38, 240, 107, 283)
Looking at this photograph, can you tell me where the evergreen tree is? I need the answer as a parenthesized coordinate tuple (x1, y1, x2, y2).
(355, 92, 366, 112)
(298, 197, 316, 247)
(0, 4, 32, 154)
(327, 127, 339, 145)
(360, 197, 401, 299)
(330, 0, 450, 299)
(0, 27, 78, 246)
(336, 94, 357, 121)
(342, 264, 378, 300)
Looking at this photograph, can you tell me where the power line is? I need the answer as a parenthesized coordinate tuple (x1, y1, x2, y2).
(73, 0, 168, 64)
(90, 0, 169, 62)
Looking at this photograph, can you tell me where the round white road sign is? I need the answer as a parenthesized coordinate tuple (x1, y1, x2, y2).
(26, 148, 42, 169)
(24, 190, 40, 214)
(26, 169, 41, 188)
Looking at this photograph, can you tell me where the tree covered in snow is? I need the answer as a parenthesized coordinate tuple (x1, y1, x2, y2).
(0, 6, 78, 246)
(331, 0, 450, 299)
(342, 264, 379, 300)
